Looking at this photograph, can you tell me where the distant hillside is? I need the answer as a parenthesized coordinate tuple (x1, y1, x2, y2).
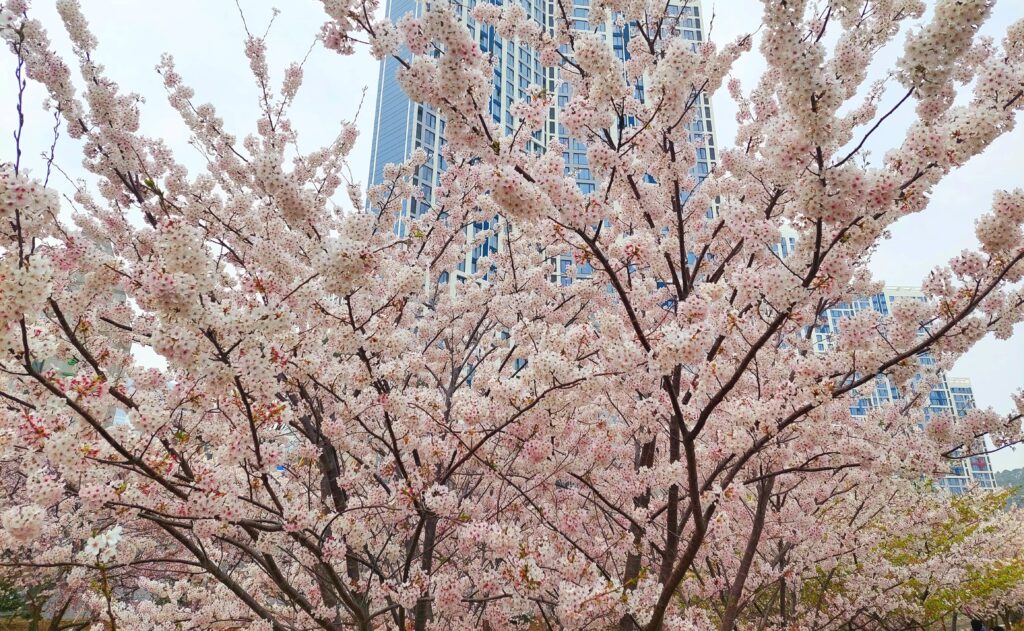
(994, 467, 1024, 507)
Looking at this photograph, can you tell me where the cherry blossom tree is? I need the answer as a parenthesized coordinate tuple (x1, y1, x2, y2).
(2, 0, 1024, 629)
(704, 479, 1024, 630)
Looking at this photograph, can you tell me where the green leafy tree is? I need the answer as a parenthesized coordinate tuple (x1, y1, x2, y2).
(995, 468, 1024, 508)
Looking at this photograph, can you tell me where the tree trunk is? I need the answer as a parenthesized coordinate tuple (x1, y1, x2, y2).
(720, 478, 774, 631)
(618, 438, 657, 631)
(414, 514, 438, 631)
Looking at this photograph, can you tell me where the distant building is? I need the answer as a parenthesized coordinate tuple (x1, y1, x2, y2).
(814, 287, 996, 494)
(366, 0, 995, 494)
(368, 0, 716, 283)
(368, 0, 550, 276)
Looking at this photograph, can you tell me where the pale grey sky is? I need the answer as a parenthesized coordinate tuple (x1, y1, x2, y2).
(2, 1, 1021, 471)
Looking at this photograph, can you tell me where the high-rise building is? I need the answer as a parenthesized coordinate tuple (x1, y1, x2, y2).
(368, 0, 551, 280)
(814, 286, 996, 494)
(368, 0, 716, 283)
(366, 0, 994, 495)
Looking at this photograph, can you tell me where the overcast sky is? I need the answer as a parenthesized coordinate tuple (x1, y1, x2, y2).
(3, 1, 1021, 471)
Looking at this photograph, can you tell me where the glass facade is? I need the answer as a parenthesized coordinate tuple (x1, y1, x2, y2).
(368, 0, 716, 283)
(369, 0, 999, 498)
(812, 287, 997, 494)
(369, 0, 552, 267)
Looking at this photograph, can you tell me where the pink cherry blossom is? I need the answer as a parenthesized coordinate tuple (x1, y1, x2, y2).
(0, 0, 1022, 629)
